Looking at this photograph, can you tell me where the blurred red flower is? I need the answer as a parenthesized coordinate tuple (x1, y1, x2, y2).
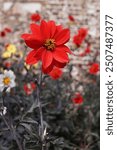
(21, 20, 71, 73)
(73, 28, 88, 47)
(0, 31, 6, 37)
(4, 62, 12, 68)
(23, 82, 36, 95)
(68, 15, 75, 22)
(85, 44, 91, 54)
(72, 93, 83, 104)
(89, 63, 99, 75)
(30, 13, 41, 22)
(49, 67, 63, 80)
(4, 27, 12, 33)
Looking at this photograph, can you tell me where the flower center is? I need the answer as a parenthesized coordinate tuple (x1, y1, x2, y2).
(44, 39, 55, 50)
(3, 77, 11, 85)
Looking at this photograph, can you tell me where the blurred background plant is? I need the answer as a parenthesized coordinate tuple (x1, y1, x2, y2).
(0, 0, 100, 150)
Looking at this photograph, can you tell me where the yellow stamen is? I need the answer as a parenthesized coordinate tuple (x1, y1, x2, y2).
(3, 77, 11, 85)
(44, 39, 55, 50)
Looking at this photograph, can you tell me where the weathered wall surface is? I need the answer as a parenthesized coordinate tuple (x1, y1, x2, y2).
(0, 0, 100, 64)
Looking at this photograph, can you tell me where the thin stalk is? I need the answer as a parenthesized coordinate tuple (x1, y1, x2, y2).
(36, 70, 45, 150)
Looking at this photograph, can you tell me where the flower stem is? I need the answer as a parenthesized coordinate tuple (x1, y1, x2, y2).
(36, 70, 45, 150)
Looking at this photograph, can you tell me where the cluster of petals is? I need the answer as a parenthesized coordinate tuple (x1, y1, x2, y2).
(0, 27, 12, 37)
(49, 67, 63, 80)
(23, 82, 36, 95)
(72, 93, 84, 104)
(2, 44, 17, 58)
(68, 15, 75, 22)
(30, 13, 41, 22)
(0, 70, 16, 92)
(89, 63, 99, 75)
(73, 28, 88, 47)
(21, 20, 71, 74)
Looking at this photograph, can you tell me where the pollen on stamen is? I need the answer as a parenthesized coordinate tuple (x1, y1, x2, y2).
(44, 39, 55, 50)
(3, 77, 11, 85)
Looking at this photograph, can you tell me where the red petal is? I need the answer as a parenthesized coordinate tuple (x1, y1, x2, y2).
(48, 21, 56, 38)
(54, 60, 66, 68)
(40, 20, 50, 39)
(56, 25, 62, 32)
(22, 34, 42, 49)
(35, 47, 45, 60)
(55, 29, 70, 45)
(30, 23, 41, 35)
(26, 50, 40, 65)
(53, 47, 69, 63)
(49, 67, 63, 80)
(21, 33, 31, 39)
(42, 63, 54, 74)
(42, 50, 53, 69)
(57, 45, 72, 54)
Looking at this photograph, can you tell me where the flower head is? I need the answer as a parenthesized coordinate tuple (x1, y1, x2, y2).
(73, 28, 88, 47)
(23, 82, 36, 95)
(0, 31, 6, 37)
(89, 63, 99, 75)
(21, 20, 71, 73)
(72, 93, 83, 104)
(30, 13, 41, 22)
(49, 67, 63, 80)
(4, 62, 12, 68)
(4, 27, 12, 33)
(68, 15, 75, 22)
(2, 44, 17, 58)
(0, 70, 16, 92)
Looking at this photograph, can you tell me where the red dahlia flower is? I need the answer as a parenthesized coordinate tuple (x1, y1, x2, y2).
(30, 13, 41, 22)
(89, 63, 99, 75)
(68, 15, 75, 22)
(72, 93, 83, 104)
(49, 67, 63, 80)
(73, 28, 88, 47)
(21, 20, 71, 73)
(0, 31, 6, 37)
(4, 27, 12, 33)
(4, 62, 12, 68)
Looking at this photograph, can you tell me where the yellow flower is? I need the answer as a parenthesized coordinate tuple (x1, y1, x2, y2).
(24, 62, 39, 70)
(2, 44, 17, 58)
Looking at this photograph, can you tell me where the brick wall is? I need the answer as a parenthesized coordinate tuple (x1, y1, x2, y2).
(1, 0, 100, 64)
(1, 0, 99, 48)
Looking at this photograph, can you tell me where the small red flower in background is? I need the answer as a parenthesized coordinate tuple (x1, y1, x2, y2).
(68, 15, 75, 22)
(49, 67, 63, 80)
(4, 62, 12, 68)
(89, 63, 99, 75)
(0, 31, 6, 37)
(79, 44, 91, 57)
(72, 93, 83, 104)
(21, 20, 71, 74)
(30, 13, 41, 22)
(85, 44, 91, 54)
(73, 28, 88, 47)
(4, 27, 12, 33)
(0, 27, 12, 38)
(23, 82, 36, 95)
